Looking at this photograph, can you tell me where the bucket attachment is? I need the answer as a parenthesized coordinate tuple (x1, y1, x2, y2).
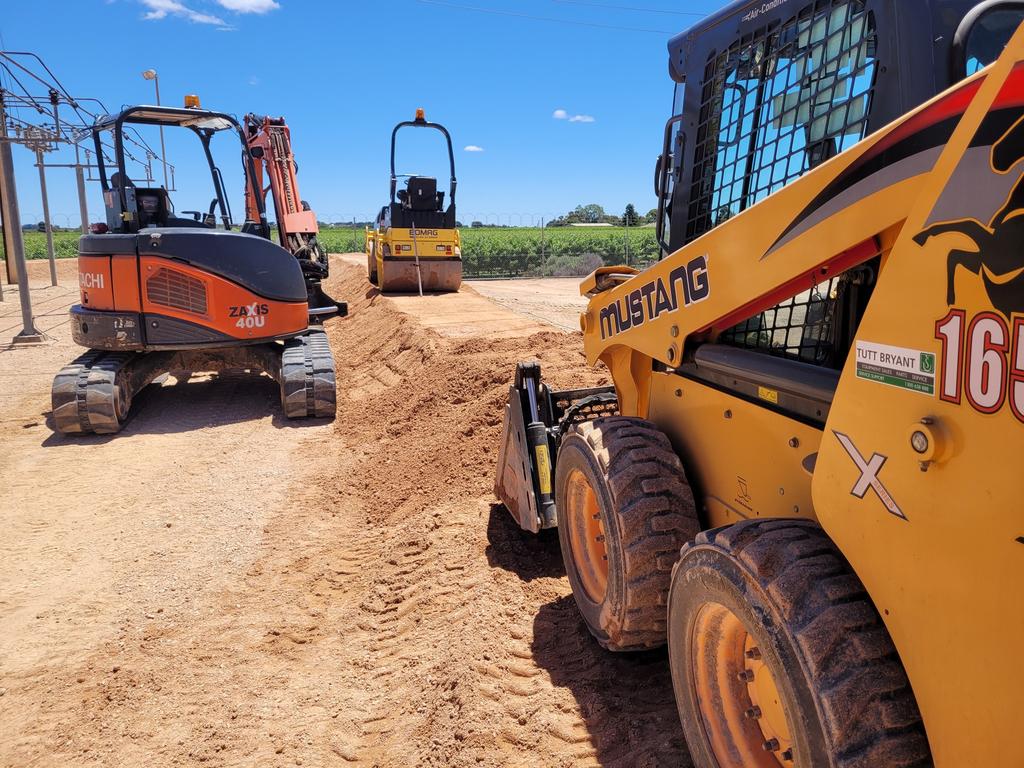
(494, 361, 617, 533)
(380, 258, 462, 293)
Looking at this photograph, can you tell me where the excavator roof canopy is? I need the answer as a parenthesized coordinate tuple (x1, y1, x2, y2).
(93, 105, 238, 133)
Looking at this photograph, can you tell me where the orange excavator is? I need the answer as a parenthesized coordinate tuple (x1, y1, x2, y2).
(51, 103, 344, 434)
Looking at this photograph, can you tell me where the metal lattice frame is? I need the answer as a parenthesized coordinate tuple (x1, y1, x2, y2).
(687, 0, 878, 239)
(718, 276, 846, 365)
(685, 0, 878, 366)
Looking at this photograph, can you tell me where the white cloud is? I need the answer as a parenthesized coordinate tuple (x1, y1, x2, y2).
(248, 76, 260, 86)
(464, 145, 484, 152)
(140, 0, 226, 24)
(553, 108, 595, 123)
(216, 0, 280, 12)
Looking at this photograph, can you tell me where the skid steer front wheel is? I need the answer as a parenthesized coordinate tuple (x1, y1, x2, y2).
(668, 519, 931, 768)
(555, 417, 699, 651)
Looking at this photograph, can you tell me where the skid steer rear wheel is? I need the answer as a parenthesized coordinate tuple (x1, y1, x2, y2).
(668, 519, 932, 768)
(555, 417, 699, 651)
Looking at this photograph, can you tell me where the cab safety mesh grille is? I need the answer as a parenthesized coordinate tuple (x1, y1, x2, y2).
(685, 0, 878, 367)
(146, 268, 208, 315)
(686, 0, 879, 242)
(717, 275, 845, 365)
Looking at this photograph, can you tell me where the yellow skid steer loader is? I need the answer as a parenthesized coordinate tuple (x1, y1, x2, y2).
(495, 1, 1024, 766)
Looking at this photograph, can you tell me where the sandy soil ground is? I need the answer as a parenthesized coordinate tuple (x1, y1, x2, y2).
(0, 256, 691, 767)
(465, 278, 589, 333)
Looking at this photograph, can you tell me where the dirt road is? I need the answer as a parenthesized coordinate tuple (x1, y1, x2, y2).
(0, 257, 690, 767)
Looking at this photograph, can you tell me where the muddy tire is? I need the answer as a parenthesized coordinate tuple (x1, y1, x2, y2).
(668, 519, 931, 768)
(554, 416, 699, 651)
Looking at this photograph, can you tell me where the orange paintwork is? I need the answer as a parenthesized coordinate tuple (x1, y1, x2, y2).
(111, 254, 141, 312)
(138, 256, 307, 340)
(78, 255, 114, 310)
(244, 115, 318, 242)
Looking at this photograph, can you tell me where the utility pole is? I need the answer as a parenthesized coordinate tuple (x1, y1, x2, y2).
(0, 92, 44, 343)
(35, 148, 57, 285)
(75, 146, 89, 234)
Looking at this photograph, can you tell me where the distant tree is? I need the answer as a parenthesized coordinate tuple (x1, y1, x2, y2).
(573, 203, 605, 223)
(622, 204, 640, 226)
(471, 220, 484, 228)
(645, 208, 658, 223)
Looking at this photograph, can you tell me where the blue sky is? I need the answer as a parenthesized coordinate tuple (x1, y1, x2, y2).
(0, 0, 727, 227)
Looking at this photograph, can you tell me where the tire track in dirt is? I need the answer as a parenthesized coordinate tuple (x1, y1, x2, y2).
(3, 257, 692, 767)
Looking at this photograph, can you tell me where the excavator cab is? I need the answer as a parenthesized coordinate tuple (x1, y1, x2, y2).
(365, 108, 462, 294)
(96, 104, 253, 235)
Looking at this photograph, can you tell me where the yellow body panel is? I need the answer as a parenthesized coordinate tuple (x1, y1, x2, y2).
(648, 371, 821, 528)
(574, 27, 1024, 768)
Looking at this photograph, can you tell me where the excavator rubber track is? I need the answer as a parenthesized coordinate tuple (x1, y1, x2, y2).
(280, 330, 336, 419)
(51, 350, 141, 435)
(52, 332, 337, 435)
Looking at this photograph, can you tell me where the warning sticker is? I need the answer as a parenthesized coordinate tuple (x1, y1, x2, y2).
(855, 340, 936, 396)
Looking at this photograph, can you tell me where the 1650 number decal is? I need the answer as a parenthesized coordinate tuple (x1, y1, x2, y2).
(935, 309, 1024, 421)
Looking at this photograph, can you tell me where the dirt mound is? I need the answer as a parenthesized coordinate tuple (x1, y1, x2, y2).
(1, 257, 691, 767)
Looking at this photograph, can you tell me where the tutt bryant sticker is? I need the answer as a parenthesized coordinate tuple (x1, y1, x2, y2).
(855, 340, 936, 396)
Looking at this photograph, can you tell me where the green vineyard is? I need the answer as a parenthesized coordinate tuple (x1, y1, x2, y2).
(8, 226, 661, 278)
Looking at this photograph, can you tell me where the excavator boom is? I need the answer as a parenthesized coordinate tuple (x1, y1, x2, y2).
(243, 113, 342, 321)
(244, 114, 327, 266)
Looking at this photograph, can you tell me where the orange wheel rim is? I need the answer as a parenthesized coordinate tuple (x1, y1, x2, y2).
(564, 469, 609, 603)
(691, 602, 795, 767)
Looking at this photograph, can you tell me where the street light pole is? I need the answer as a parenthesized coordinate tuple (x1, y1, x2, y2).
(143, 69, 169, 190)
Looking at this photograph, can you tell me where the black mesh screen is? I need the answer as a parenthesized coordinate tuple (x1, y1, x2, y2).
(685, 0, 878, 366)
(717, 276, 846, 365)
(687, 0, 878, 240)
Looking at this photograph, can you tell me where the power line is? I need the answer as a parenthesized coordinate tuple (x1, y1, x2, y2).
(552, 0, 706, 16)
(415, 0, 674, 34)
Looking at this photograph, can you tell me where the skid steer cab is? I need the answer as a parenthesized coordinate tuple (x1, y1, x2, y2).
(365, 108, 462, 295)
(52, 100, 341, 435)
(495, 1, 1024, 767)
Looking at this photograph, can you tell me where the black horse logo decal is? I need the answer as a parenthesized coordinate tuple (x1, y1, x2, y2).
(913, 115, 1024, 318)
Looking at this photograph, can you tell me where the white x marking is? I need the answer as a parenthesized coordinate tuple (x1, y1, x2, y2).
(833, 431, 906, 520)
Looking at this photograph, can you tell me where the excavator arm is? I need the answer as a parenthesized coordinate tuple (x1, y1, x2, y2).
(243, 113, 344, 321)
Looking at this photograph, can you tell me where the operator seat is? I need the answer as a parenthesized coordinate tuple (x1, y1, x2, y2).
(398, 176, 444, 212)
(135, 187, 212, 229)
